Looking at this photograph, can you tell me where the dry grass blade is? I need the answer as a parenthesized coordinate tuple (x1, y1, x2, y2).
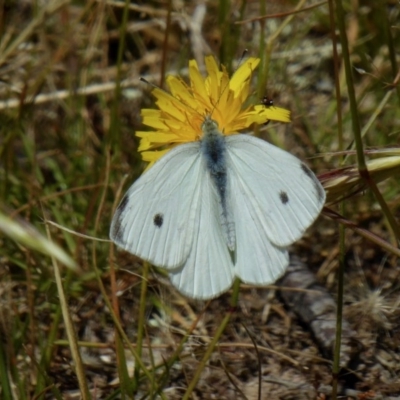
(0, 211, 77, 270)
(44, 222, 90, 399)
(320, 151, 400, 204)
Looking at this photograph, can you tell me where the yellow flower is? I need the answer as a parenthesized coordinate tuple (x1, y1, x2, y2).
(136, 56, 291, 165)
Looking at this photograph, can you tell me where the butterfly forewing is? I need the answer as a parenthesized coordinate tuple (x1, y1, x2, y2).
(225, 134, 325, 248)
(110, 142, 202, 269)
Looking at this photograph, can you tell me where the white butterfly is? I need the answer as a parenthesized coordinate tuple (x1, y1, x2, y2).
(110, 116, 325, 299)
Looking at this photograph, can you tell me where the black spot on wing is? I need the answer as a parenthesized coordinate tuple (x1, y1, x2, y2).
(279, 191, 289, 204)
(300, 163, 325, 203)
(153, 213, 164, 227)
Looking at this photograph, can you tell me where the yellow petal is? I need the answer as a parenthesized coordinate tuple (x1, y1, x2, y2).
(229, 58, 259, 94)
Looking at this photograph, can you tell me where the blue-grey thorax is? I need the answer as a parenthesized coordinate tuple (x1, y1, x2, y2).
(201, 117, 227, 207)
(200, 116, 235, 251)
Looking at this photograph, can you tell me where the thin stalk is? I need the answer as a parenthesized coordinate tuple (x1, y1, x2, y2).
(182, 279, 241, 399)
(376, 3, 400, 107)
(218, 0, 232, 70)
(260, 0, 307, 98)
(331, 203, 345, 399)
(334, 0, 400, 242)
(134, 262, 150, 384)
(109, 0, 130, 145)
(91, 258, 154, 383)
(97, 149, 134, 396)
(159, 0, 172, 88)
(329, 0, 345, 396)
(45, 224, 90, 400)
(153, 303, 210, 395)
(257, 0, 267, 94)
(0, 330, 13, 399)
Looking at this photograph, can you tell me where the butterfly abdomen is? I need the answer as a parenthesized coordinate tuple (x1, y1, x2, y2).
(201, 116, 235, 251)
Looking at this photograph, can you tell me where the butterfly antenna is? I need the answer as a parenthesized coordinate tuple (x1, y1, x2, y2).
(238, 49, 248, 67)
(140, 77, 159, 89)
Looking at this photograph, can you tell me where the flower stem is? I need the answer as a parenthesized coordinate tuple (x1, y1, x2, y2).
(182, 278, 241, 399)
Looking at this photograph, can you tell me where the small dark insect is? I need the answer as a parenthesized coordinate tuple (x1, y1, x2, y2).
(153, 213, 164, 227)
(261, 96, 274, 107)
(279, 191, 289, 204)
(261, 96, 274, 126)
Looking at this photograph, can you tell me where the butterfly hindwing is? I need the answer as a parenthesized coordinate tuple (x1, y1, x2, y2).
(230, 167, 289, 284)
(110, 142, 202, 269)
(226, 134, 325, 248)
(169, 159, 234, 299)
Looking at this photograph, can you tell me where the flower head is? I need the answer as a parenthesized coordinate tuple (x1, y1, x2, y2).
(320, 150, 400, 204)
(137, 56, 291, 165)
